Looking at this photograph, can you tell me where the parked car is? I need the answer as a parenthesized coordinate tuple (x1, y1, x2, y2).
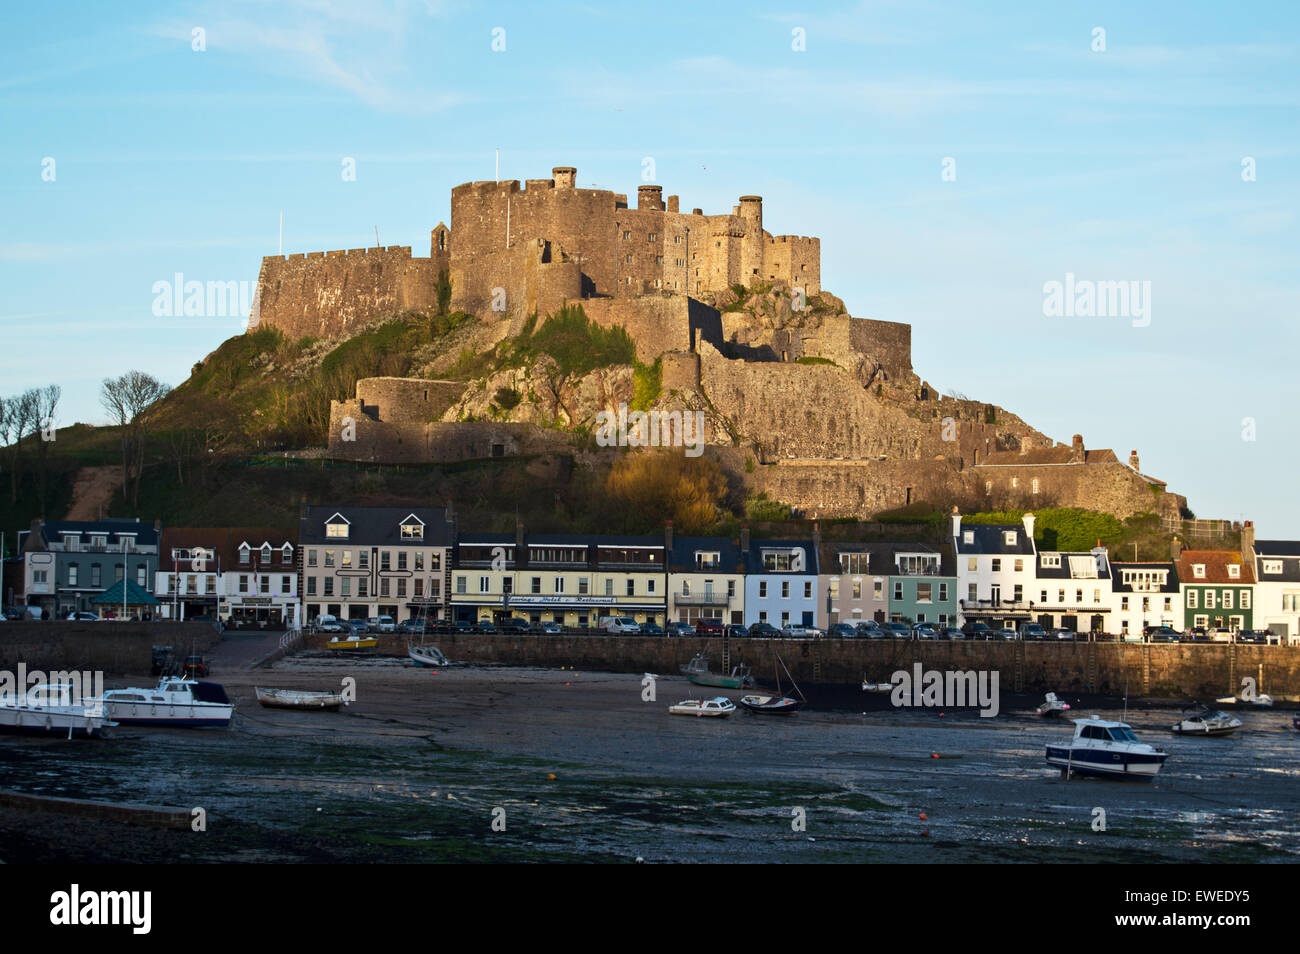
(599, 616, 642, 634)
(781, 623, 814, 638)
(1236, 629, 1269, 644)
(451, 619, 475, 633)
(855, 621, 886, 638)
(639, 621, 664, 636)
(539, 621, 563, 635)
(500, 617, 532, 633)
(1052, 628, 1077, 640)
(312, 614, 345, 633)
(828, 622, 859, 639)
(694, 618, 726, 636)
(475, 620, 499, 634)
(1018, 622, 1048, 640)
(962, 622, 995, 640)
(746, 622, 779, 638)
(66, 611, 100, 621)
(879, 622, 911, 638)
(665, 621, 695, 637)
(1145, 626, 1180, 643)
(1208, 627, 1235, 643)
(2, 607, 27, 621)
(936, 626, 964, 640)
(724, 624, 749, 639)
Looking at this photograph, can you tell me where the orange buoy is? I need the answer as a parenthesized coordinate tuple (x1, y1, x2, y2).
(919, 813, 928, 821)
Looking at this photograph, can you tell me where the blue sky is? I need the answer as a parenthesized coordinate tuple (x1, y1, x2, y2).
(2, 1, 1297, 533)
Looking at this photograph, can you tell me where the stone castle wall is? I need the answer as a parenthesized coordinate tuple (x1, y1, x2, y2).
(254, 246, 446, 340)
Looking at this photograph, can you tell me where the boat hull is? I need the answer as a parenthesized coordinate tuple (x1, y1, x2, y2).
(689, 674, 753, 689)
(104, 702, 231, 727)
(1171, 723, 1239, 736)
(739, 695, 803, 715)
(1045, 745, 1167, 778)
(0, 710, 112, 738)
(408, 647, 448, 668)
(668, 706, 732, 717)
(255, 688, 343, 710)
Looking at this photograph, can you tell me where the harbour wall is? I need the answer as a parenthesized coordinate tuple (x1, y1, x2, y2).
(0, 622, 223, 675)
(303, 635, 1300, 701)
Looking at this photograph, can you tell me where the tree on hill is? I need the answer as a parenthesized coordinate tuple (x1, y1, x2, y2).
(606, 450, 728, 534)
(101, 371, 170, 508)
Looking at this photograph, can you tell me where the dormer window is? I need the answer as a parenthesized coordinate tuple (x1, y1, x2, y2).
(239, 546, 250, 564)
(963, 531, 973, 545)
(695, 551, 720, 569)
(1040, 554, 1061, 568)
(1227, 564, 1240, 579)
(1192, 564, 1206, 579)
(281, 544, 293, 564)
(326, 524, 348, 539)
(1003, 531, 1017, 546)
(401, 523, 423, 540)
(1263, 560, 1283, 575)
(261, 544, 272, 562)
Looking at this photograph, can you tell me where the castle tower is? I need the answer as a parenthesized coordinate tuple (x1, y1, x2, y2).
(553, 166, 576, 189)
(739, 195, 763, 285)
(638, 185, 665, 211)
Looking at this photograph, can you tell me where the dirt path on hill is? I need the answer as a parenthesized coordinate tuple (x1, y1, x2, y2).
(63, 465, 122, 520)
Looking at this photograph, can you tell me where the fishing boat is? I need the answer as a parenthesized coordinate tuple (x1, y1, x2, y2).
(740, 655, 806, 715)
(681, 652, 755, 689)
(861, 678, 893, 693)
(408, 643, 449, 668)
(0, 684, 113, 738)
(1170, 704, 1242, 737)
(254, 687, 345, 710)
(327, 633, 378, 652)
(1045, 716, 1168, 779)
(668, 696, 736, 718)
(1036, 692, 1071, 717)
(101, 677, 233, 728)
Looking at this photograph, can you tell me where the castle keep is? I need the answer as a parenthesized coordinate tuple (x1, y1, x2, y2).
(253, 165, 819, 338)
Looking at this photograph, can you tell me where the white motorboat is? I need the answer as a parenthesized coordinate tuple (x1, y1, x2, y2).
(101, 677, 233, 728)
(1171, 704, 1242, 737)
(668, 696, 736, 718)
(1037, 692, 1072, 717)
(0, 683, 112, 738)
(1045, 716, 1168, 779)
(254, 687, 345, 710)
(861, 679, 893, 693)
(408, 643, 449, 668)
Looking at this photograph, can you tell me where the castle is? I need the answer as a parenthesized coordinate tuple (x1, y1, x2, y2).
(250, 164, 1189, 524)
(253, 165, 819, 339)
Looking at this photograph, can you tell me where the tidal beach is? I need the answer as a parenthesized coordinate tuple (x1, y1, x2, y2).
(0, 654, 1296, 864)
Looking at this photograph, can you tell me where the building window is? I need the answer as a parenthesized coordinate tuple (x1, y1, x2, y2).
(626, 579, 635, 596)
(828, 579, 840, 599)
(938, 583, 948, 601)
(532, 577, 542, 595)
(323, 578, 334, 596)
(622, 230, 631, 240)
(781, 581, 790, 599)
(1241, 590, 1251, 610)
(647, 579, 656, 594)
(1193, 564, 1205, 579)
(759, 582, 768, 598)
(727, 581, 736, 598)
(1227, 564, 1240, 579)
(1205, 591, 1217, 609)
(1223, 590, 1234, 610)
(281, 575, 291, 592)
(359, 579, 368, 598)
(455, 576, 467, 595)
(991, 559, 1001, 572)
(341, 550, 352, 568)
(1187, 590, 1198, 608)
(326, 522, 348, 538)
(307, 577, 317, 596)
(401, 523, 423, 540)
(1014, 559, 1024, 572)
(307, 550, 318, 567)
(893, 581, 903, 600)
(260, 576, 270, 594)
(555, 577, 565, 595)
(1032, 478, 1039, 495)
(803, 581, 812, 599)
(381, 578, 391, 597)
(359, 551, 369, 569)
(341, 578, 351, 597)
(381, 552, 391, 572)
(917, 583, 932, 603)
(479, 576, 490, 594)
(68, 565, 78, 586)
(398, 552, 408, 571)
(239, 576, 249, 594)
(324, 551, 334, 568)
(968, 583, 977, 602)
(91, 564, 101, 586)
(578, 576, 589, 595)
(874, 580, 883, 599)
(397, 580, 407, 598)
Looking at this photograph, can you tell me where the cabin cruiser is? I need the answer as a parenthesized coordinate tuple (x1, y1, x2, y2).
(1045, 717, 1168, 779)
(1215, 693, 1274, 708)
(0, 683, 112, 738)
(101, 677, 234, 728)
(668, 697, 736, 718)
(1170, 704, 1242, 737)
(408, 643, 449, 668)
(1036, 692, 1071, 717)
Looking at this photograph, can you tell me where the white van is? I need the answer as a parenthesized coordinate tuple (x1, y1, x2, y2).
(599, 617, 641, 634)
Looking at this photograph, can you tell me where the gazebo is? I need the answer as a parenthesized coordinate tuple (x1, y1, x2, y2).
(91, 579, 161, 620)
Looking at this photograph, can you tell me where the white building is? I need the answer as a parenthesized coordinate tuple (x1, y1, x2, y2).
(953, 510, 1038, 631)
(1107, 562, 1180, 638)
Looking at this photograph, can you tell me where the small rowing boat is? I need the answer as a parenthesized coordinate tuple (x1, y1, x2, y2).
(254, 687, 345, 710)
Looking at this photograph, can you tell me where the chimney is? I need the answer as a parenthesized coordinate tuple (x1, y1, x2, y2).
(637, 185, 664, 211)
(515, 520, 525, 552)
(1022, 512, 1036, 542)
(1171, 536, 1183, 561)
(1241, 520, 1255, 564)
(154, 517, 162, 532)
(666, 195, 679, 213)
(951, 506, 961, 540)
(664, 519, 674, 553)
(740, 524, 750, 552)
(298, 495, 308, 519)
(1071, 434, 1084, 463)
(1128, 449, 1140, 471)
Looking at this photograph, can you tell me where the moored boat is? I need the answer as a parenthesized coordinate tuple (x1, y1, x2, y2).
(861, 679, 893, 693)
(1170, 704, 1242, 736)
(254, 687, 345, 710)
(1215, 693, 1274, 708)
(102, 677, 233, 728)
(739, 693, 802, 714)
(1045, 716, 1168, 779)
(327, 634, 377, 652)
(0, 684, 113, 738)
(1037, 692, 1071, 717)
(681, 653, 755, 689)
(668, 696, 736, 718)
(408, 643, 449, 668)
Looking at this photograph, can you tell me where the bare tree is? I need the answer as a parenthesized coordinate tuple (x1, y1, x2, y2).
(101, 371, 170, 507)
(1, 390, 38, 504)
(32, 385, 60, 510)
